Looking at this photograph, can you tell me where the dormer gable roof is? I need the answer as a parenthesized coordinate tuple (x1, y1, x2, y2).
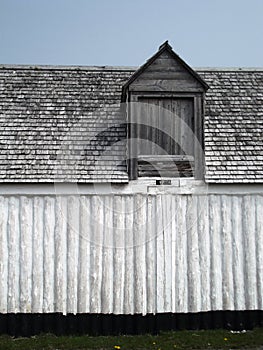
(121, 41, 209, 100)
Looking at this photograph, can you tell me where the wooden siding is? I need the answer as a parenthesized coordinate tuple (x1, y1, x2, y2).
(128, 97, 201, 178)
(137, 155, 194, 178)
(129, 51, 205, 93)
(0, 193, 262, 315)
(136, 97, 194, 157)
(126, 47, 206, 180)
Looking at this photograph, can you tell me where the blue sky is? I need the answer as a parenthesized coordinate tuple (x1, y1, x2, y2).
(0, 0, 262, 67)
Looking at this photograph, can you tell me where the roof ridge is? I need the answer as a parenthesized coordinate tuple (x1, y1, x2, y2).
(0, 64, 137, 71)
(1, 64, 263, 72)
(196, 67, 263, 72)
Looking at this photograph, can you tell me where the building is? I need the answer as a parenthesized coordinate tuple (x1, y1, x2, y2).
(0, 42, 262, 335)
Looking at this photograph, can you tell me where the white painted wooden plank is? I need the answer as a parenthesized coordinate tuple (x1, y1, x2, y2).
(7, 197, 20, 312)
(209, 195, 223, 310)
(198, 195, 211, 311)
(243, 195, 258, 309)
(156, 194, 165, 312)
(54, 196, 68, 314)
(171, 195, 177, 313)
(20, 196, 33, 312)
(187, 195, 201, 312)
(43, 196, 55, 312)
(67, 196, 80, 314)
(113, 195, 126, 314)
(101, 195, 114, 313)
(123, 195, 135, 314)
(221, 195, 234, 310)
(0, 192, 262, 315)
(32, 197, 44, 313)
(146, 194, 157, 314)
(163, 194, 172, 312)
(78, 196, 91, 313)
(232, 196, 245, 310)
(0, 197, 8, 313)
(256, 195, 263, 310)
(86, 195, 93, 313)
(175, 195, 188, 312)
(134, 194, 147, 314)
(89, 196, 103, 313)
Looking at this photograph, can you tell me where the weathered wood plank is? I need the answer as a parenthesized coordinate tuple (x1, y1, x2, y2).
(136, 98, 194, 157)
(0, 197, 8, 313)
(163, 194, 172, 312)
(209, 195, 223, 310)
(134, 194, 147, 314)
(180, 98, 194, 155)
(137, 71, 199, 81)
(171, 195, 177, 313)
(222, 195, 234, 309)
(67, 196, 80, 314)
(123, 195, 135, 314)
(175, 195, 188, 312)
(0, 192, 262, 316)
(90, 196, 103, 313)
(194, 96, 204, 180)
(256, 195, 263, 310)
(138, 102, 149, 155)
(137, 93, 203, 99)
(43, 197, 55, 312)
(129, 50, 205, 92)
(128, 102, 138, 180)
(55, 196, 68, 314)
(232, 196, 245, 309)
(138, 158, 194, 178)
(129, 80, 204, 92)
(32, 197, 44, 313)
(160, 99, 169, 153)
(187, 195, 201, 312)
(79, 196, 91, 313)
(198, 195, 211, 311)
(113, 195, 125, 314)
(20, 196, 33, 312)
(140, 57, 186, 69)
(156, 194, 165, 311)
(243, 195, 258, 309)
(7, 197, 20, 312)
(146, 195, 156, 314)
(101, 196, 114, 313)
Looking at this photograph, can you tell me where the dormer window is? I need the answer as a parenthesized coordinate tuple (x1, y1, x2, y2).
(122, 41, 209, 180)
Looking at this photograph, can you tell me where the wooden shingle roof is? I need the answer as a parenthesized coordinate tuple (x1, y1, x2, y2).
(0, 66, 133, 183)
(0, 65, 262, 183)
(201, 68, 263, 183)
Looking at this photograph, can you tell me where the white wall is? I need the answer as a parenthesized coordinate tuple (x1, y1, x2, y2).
(0, 190, 262, 315)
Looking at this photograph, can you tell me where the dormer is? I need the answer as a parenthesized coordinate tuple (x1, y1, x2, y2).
(122, 41, 209, 181)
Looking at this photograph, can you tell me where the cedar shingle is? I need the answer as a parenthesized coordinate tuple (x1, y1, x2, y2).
(0, 65, 262, 183)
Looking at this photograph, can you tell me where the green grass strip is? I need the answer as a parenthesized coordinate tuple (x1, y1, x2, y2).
(0, 328, 262, 350)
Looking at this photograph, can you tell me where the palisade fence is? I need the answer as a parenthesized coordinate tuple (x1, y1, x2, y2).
(0, 193, 262, 317)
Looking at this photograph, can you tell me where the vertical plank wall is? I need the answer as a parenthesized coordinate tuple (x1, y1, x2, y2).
(0, 193, 262, 315)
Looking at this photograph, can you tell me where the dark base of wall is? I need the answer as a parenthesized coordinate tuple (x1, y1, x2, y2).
(0, 311, 263, 337)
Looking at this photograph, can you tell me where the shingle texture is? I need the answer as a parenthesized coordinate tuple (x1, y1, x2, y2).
(0, 66, 133, 182)
(0, 65, 262, 183)
(199, 69, 263, 183)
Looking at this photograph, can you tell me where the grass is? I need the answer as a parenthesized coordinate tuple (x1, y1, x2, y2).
(0, 328, 263, 350)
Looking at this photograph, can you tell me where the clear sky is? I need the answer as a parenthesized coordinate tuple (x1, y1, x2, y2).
(0, 0, 262, 67)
